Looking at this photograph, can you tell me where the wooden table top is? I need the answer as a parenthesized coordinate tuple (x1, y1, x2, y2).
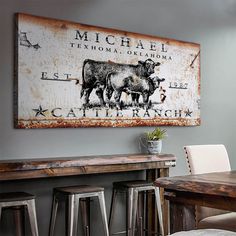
(0, 153, 176, 181)
(155, 170, 236, 198)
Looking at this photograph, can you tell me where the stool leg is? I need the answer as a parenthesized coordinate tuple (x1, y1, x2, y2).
(26, 199, 39, 236)
(98, 191, 109, 236)
(49, 195, 59, 236)
(131, 189, 139, 236)
(127, 188, 134, 236)
(154, 187, 164, 236)
(67, 195, 79, 236)
(137, 192, 144, 236)
(0, 206, 2, 221)
(80, 198, 90, 236)
(108, 188, 118, 234)
(14, 206, 25, 236)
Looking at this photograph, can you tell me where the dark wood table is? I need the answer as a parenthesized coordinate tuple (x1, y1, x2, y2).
(155, 171, 236, 235)
(0, 153, 176, 235)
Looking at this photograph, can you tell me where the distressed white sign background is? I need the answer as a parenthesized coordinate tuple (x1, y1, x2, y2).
(15, 13, 200, 128)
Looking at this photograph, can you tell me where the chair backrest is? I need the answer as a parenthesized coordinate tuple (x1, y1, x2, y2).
(184, 144, 231, 175)
(184, 144, 231, 222)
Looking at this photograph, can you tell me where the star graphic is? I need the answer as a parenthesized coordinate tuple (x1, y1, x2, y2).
(185, 109, 193, 117)
(32, 105, 48, 117)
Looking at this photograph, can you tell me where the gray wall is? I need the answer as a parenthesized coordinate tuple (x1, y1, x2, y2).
(1, 0, 236, 235)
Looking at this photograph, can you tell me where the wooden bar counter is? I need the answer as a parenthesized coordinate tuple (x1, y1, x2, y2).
(0, 153, 176, 181)
(0, 153, 176, 235)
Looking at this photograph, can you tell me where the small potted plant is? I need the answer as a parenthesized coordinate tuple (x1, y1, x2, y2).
(144, 127, 167, 154)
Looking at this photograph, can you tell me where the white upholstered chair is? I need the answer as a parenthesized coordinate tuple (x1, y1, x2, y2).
(184, 144, 236, 232)
(170, 229, 236, 236)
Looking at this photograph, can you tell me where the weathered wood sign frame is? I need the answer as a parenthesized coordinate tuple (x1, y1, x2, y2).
(14, 13, 200, 128)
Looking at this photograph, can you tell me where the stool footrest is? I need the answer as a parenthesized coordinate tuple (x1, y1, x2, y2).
(111, 230, 127, 235)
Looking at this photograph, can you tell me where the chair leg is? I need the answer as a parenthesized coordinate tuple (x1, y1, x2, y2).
(108, 188, 118, 234)
(0, 207, 2, 222)
(26, 199, 39, 236)
(14, 206, 25, 236)
(67, 195, 79, 236)
(49, 195, 59, 236)
(98, 191, 109, 236)
(131, 189, 139, 236)
(154, 187, 164, 236)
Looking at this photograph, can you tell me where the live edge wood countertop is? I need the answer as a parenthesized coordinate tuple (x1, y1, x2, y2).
(0, 153, 176, 181)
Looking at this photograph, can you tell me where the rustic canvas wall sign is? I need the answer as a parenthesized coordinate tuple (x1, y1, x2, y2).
(15, 13, 200, 128)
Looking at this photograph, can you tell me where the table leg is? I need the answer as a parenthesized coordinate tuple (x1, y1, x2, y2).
(146, 168, 169, 236)
(169, 201, 195, 234)
(160, 169, 169, 236)
(146, 169, 158, 235)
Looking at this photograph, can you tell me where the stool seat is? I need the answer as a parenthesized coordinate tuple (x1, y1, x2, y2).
(109, 180, 164, 236)
(0, 192, 35, 202)
(49, 185, 109, 236)
(54, 185, 104, 194)
(113, 180, 153, 188)
(0, 191, 39, 236)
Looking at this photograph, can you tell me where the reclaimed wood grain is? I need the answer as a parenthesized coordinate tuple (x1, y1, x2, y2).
(155, 171, 236, 234)
(155, 171, 236, 198)
(0, 153, 176, 181)
(169, 201, 196, 233)
(165, 191, 236, 212)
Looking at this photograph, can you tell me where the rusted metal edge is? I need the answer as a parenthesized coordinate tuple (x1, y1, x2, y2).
(16, 118, 200, 129)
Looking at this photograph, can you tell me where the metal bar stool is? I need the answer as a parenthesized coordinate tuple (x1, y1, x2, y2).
(49, 185, 109, 236)
(0, 192, 39, 236)
(109, 180, 164, 236)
